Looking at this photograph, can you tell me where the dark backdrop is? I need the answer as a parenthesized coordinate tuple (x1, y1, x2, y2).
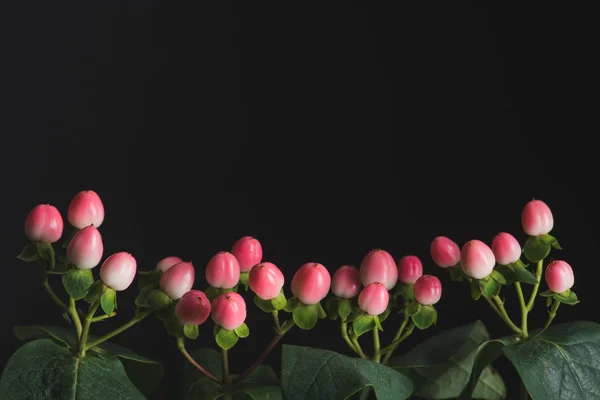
(1, 2, 596, 399)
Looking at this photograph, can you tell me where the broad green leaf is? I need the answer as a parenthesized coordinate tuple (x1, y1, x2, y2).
(16, 242, 40, 262)
(458, 336, 517, 400)
(0, 339, 145, 399)
(13, 325, 163, 396)
(503, 321, 600, 399)
(62, 268, 94, 300)
(292, 304, 318, 330)
(183, 348, 283, 400)
(216, 328, 239, 350)
(523, 236, 551, 263)
(390, 320, 506, 400)
(281, 344, 413, 400)
(511, 262, 539, 285)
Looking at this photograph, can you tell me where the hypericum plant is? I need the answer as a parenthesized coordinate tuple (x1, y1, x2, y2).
(1, 192, 598, 400)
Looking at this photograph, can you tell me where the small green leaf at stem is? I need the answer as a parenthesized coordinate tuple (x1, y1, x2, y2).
(352, 315, 376, 337)
(405, 301, 421, 317)
(16, 242, 40, 262)
(489, 269, 506, 285)
(234, 322, 250, 338)
(184, 324, 199, 340)
(270, 290, 287, 311)
(292, 303, 319, 330)
(283, 296, 301, 312)
(62, 268, 94, 300)
(215, 328, 239, 350)
(411, 305, 437, 330)
(101, 288, 117, 315)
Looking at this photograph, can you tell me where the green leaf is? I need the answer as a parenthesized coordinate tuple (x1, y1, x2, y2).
(511, 261, 539, 285)
(16, 242, 40, 262)
(489, 270, 506, 284)
(136, 269, 162, 290)
(283, 296, 301, 312)
(162, 306, 185, 338)
(338, 298, 353, 321)
(470, 279, 482, 300)
(449, 265, 467, 282)
(234, 322, 249, 338)
(215, 328, 239, 350)
(352, 314, 376, 337)
(503, 321, 600, 399)
(458, 336, 517, 400)
(270, 290, 287, 311)
(184, 324, 199, 340)
(552, 289, 580, 305)
(0, 339, 146, 399)
(480, 278, 502, 300)
(239, 271, 249, 290)
(135, 287, 173, 309)
(100, 288, 117, 315)
(204, 286, 223, 302)
(405, 301, 421, 317)
(13, 325, 163, 396)
(411, 305, 437, 330)
(84, 280, 108, 303)
(394, 282, 415, 299)
(62, 268, 94, 300)
(47, 260, 73, 275)
(183, 348, 283, 400)
(254, 295, 276, 313)
(494, 264, 516, 285)
(292, 304, 319, 330)
(389, 320, 507, 400)
(523, 235, 552, 262)
(325, 297, 339, 320)
(539, 289, 554, 297)
(35, 242, 56, 268)
(281, 344, 413, 400)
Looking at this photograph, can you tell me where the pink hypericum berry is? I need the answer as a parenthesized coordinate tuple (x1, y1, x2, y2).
(175, 290, 211, 325)
(66, 225, 103, 270)
(460, 240, 496, 279)
(231, 236, 263, 273)
(24, 204, 64, 243)
(248, 262, 285, 300)
(414, 275, 442, 306)
(359, 249, 398, 290)
(358, 282, 389, 316)
(160, 261, 195, 299)
(291, 262, 332, 305)
(67, 190, 105, 229)
(545, 260, 575, 293)
(100, 252, 137, 291)
(211, 292, 247, 330)
(430, 236, 461, 268)
(521, 199, 554, 236)
(331, 265, 362, 299)
(156, 256, 183, 272)
(491, 232, 522, 265)
(397, 255, 424, 284)
(205, 251, 241, 289)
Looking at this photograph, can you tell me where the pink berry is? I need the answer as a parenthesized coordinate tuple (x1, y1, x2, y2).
(205, 252, 240, 289)
(521, 199, 554, 236)
(66, 225, 103, 270)
(156, 256, 183, 272)
(248, 262, 285, 300)
(358, 282, 389, 316)
(414, 275, 442, 306)
(160, 261, 195, 299)
(359, 249, 398, 290)
(460, 240, 496, 279)
(397, 255, 423, 284)
(231, 236, 263, 272)
(67, 190, 105, 229)
(175, 290, 211, 325)
(545, 260, 574, 293)
(24, 204, 64, 243)
(331, 265, 361, 299)
(100, 252, 137, 291)
(291, 262, 331, 305)
(211, 292, 247, 330)
(491, 232, 522, 265)
(430, 236, 461, 268)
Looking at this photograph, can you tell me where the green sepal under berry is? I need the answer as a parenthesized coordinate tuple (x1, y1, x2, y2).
(325, 297, 354, 321)
(411, 305, 437, 330)
(239, 271, 249, 291)
(352, 314, 376, 337)
(292, 303, 321, 330)
(204, 286, 237, 302)
(393, 282, 415, 300)
(253, 290, 287, 313)
(85, 280, 108, 303)
(215, 327, 239, 350)
(101, 288, 117, 315)
(479, 277, 502, 300)
(184, 324, 199, 340)
(283, 296, 301, 312)
(137, 269, 162, 291)
(540, 288, 579, 306)
(62, 268, 94, 300)
(35, 242, 56, 269)
(523, 233, 561, 263)
(449, 264, 468, 282)
(135, 286, 173, 310)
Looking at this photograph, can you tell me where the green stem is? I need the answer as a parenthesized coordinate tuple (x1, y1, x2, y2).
(91, 312, 116, 322)
(84, 308, 152, 350)
(380, 324, 415, 360)
(234, 319, 296, 384)
(543, 299, 561, 330)
(341, 321, 357, 353)
(526, 260, 544, 311)
(42, 280, 67, 309)
(177, 338, 221, 384)
(272, 311, 281, 332)
(222, 348, 230, 384)
(68, 298, 83, 339)
(372, 326, 381, 363)
(490, 296, 522, 335)
(514, 282, 529, 337)
(350, 335, 369, 360)
(381, 315, 410, 365)
(77, 301, 100, 357)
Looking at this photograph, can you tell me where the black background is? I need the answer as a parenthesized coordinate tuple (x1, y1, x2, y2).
(1, 2, 597, 399)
